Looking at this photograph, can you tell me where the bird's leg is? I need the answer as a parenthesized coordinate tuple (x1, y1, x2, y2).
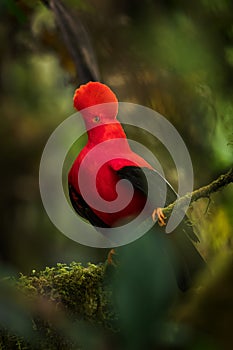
(107, 249, 117, 266)
(152, 208, 167, 226)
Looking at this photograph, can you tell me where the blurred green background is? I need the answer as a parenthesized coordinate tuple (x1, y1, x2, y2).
(0, 0, 232, 272)
(0, 0, 233, 348)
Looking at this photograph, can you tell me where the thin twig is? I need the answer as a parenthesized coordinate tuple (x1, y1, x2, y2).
(163, 167, 233, 217)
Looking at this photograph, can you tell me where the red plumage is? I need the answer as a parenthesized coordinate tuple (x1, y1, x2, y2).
(69, 82, 151, 226)
(73, 81, 118, 122)
(73, 81, 118, 112)
(68, 81, 206, 291)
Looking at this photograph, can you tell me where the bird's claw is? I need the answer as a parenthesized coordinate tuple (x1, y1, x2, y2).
(152, 208, 167, 226)
(107, 249, 117, 266)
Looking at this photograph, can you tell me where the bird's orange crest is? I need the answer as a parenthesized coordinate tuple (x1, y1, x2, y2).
(73, 82, 118, 120)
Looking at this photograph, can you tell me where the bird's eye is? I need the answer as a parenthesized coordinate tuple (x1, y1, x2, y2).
(93, 116, 100, 122)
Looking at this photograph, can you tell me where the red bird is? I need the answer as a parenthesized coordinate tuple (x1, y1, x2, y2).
(68, 82, 205, 291)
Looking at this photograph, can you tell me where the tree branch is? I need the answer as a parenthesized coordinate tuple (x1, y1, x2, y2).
(41, 0, 100, 84)
(163, 167, 233, 216)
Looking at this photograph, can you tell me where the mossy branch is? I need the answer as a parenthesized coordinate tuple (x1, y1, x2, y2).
(0, 262, 114, 349)
(163, 167, 233, 217)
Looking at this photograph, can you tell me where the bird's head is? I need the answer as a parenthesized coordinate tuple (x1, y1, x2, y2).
(73, 82, 118, 126)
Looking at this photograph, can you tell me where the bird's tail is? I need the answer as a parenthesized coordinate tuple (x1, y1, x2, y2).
(163, 227, 207, 291)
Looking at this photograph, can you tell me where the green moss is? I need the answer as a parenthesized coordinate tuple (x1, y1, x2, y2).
(0, 262, 116, 350)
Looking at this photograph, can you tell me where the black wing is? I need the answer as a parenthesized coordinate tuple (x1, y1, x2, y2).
(116, 166, 199, 243)
(69, 184, 109, 228)
(117, 166, 177, 207)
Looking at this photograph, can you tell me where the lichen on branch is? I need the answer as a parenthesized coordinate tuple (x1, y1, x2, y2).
(163, 167, 233, 217)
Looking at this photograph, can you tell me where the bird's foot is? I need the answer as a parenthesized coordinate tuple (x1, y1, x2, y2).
(152, 208, 166, 226)
(107, 249, 117, 266)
